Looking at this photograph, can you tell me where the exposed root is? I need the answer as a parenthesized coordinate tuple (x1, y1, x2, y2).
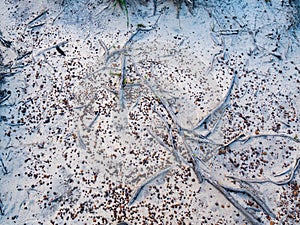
(129, 166, 173, 206)
(119, 55, 127, 109)
(192, 72, 237, 131)
(227, 157, 300, 186)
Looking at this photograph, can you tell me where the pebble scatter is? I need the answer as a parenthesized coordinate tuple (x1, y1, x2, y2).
(0, 0, 299, 224)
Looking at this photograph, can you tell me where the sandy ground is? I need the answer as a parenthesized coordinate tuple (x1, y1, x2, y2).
(0, 0, 300, 224)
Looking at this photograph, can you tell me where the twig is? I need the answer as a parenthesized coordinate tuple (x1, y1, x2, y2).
(176, 0, 183, 19)
(35, 41, 68, 57)
(28, 23, 46, 29)
(16, 51, 33, 61)
(27, 9, 49, 25)
(185, 0, 195, 15)
(0, 37, 12, 48)
(181, 136, 204, 183)
(177, 142, 262, 225)
(227, 157, 300, 186)
(129, 166, 172, 205)
(240, 133, 300, 144)
(56, 46, 66, 56)
(0, 198, 4, 215)
(152, 0, 157, 16)
(50, 187, 78, 204)
(0, 156, 8, 175)
(146, 127, 181, 163)
(119, 55, 126, 109)
(98, 39, 109, 62)
(123, 14, 161, 48)
(105, 49, 126, 63)
(210, 33, 223, 46)
(153, 108, 182, 163)
(77, 132, 86, 150)
(204, 105, 229, 137)
(220, 133, 247, 149)
(218, 29, 240, 35)
(193, 73, 237, 131)
(88, 111, 100, 129)
(0, 71, 19, 80)
(222, 185, 276, 218)
(0, 92, 11, 105)
(147, 127, 172, 153)
(184, 134, 220, 145)
(4, 122, 25, 127)
(94, 3, 110, 17)
(52, 5, 67, 24)
(132, 60, 182, 132)
(0, 31, 12, 48)
(206, 177, 261, 225)
(217, 133, 299, 153)
(128, 94, 141, 113)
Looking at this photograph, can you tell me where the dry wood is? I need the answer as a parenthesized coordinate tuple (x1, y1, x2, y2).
(193, 72, 237, 131)
(227, 157, 300, 186)
(129, 166, 172, 205)
(119, 55, 127, 108)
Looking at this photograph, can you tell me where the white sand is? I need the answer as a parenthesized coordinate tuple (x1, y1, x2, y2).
(0, 0, 300, 224)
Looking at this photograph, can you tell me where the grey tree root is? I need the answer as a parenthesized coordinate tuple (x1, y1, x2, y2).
(129, 166, 173, 206)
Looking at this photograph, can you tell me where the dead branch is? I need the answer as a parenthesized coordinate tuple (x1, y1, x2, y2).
(105, 14, 161, 63)
(216, 132, 300, 153)
(240, 133, 300, 144)
(193, 72, 237, 131)
(147, 127, 172, 153)
(0, 155, 8, 175)
(27, 9, 49, 26)
(88, 111, 100, 129)
(192, 157, 261, 225)
(0, 31, 12, 48)
(175, 136, 264, 225)
(152, 0, 157, 16)
(98, 39, 109, 62)
(152, 107, 182, 162)
(222, 185, 276, 218)
(181, 136, 204, 183)
(204, 105, 228, 138)
(227, 157, 300, 186)
(208, 179, 261, 225)
(132, 60, 182, 132)
(0, 198, 3, 215)
(129, 166, 172, 205)
(0, 92, 11, 105)
(77, 132, 86, 150)
(35, 41, 68, 57)
(125, 14, 161, 48)
(146, 127, 181, 163)
(119, 55, 127, 109)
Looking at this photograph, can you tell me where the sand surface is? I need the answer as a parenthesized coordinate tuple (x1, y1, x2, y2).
(0, 0, 300, 224)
